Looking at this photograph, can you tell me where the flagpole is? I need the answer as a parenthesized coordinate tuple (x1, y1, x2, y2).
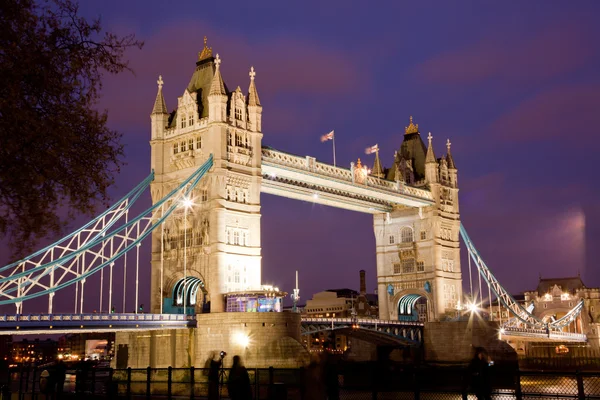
(332, 132, 337, 167)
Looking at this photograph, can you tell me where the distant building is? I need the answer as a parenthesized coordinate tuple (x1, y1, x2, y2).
(302, 270, 379, 352)
(489, 275, 600, 354)
(12, 338, 57, 364)
(0, 336, 11, 362)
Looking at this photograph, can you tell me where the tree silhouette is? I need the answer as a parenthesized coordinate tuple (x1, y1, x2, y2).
(0, 0, 143, 257)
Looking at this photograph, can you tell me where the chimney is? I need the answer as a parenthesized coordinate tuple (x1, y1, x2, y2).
(359, 270, 366, 295)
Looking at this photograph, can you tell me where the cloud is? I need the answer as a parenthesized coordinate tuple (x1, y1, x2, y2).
(97, 20, 363, 133)
(488, 83, 600, 143)
(414, 23, 595, 86)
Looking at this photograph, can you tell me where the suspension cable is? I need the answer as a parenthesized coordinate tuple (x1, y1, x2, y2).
(160, 203, 165, 314)
(123, 210, 128, 313)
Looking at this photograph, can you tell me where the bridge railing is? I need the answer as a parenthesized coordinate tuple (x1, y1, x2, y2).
(301, 317, 423, 327)
(0, 313, 195, 323)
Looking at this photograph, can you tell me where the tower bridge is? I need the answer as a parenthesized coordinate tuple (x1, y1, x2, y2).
(0, 39, 593, 367)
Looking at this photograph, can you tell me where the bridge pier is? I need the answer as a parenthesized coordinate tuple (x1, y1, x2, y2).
(113, 312, 309, 369)
(423, 320, 517, 365)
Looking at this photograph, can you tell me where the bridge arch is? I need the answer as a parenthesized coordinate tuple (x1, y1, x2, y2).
(163, 272, 208, 314)
(391, 289, 434, 322)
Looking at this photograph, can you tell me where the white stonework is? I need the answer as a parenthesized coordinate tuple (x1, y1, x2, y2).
(150, 48, 263, 313)
(374, 125, 462, 321)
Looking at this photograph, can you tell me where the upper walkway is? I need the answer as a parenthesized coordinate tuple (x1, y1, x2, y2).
(260, 147, 434, 213)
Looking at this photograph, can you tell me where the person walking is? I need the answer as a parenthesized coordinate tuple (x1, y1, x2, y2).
(227, 355, 252, 400)
(469, 347, 492, 400)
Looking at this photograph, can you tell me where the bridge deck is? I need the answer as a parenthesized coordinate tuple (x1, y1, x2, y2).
(261, 148, 433, 213)
(0, 313, 195, 335)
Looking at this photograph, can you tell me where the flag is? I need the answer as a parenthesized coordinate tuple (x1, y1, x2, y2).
(365, 144, 379, 154)
(320, 130, 334, 142)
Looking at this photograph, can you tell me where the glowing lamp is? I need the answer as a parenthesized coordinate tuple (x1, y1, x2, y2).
(233, 332, 250, 348)
(181, 197, 193, 209)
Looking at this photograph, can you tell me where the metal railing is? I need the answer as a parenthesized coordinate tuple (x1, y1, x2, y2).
(5, 364, 600, 399)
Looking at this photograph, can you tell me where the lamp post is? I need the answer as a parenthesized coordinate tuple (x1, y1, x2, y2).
(291, 270, 300, 313)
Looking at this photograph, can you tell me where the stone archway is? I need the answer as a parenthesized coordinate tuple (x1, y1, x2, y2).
(391, 289, 434, 322)
(163, 272, 208, 314)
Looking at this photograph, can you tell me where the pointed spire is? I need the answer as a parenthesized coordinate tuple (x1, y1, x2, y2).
(152, 75, 168, 115)
(247, 66, 261, 106)
(425, 132, 436, 163)
(446, 138, 456, 169)
(405, 116, 419, 135)
(198, 36, 213, 61)
(209, 54, 226, 96)
(372, 150, 384, 178)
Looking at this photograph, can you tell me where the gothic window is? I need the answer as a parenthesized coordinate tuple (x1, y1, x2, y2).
(181, 115, 187, 129)
(173, 142, 179, 155)
(201, 189, 208, 202)
(393, 263, 401, 274)
(234, 271, 240, 284)
(235, 133, 243, 147)
(420, 231, 426, 240)
(235, 108, 242, 121)
(233, 231, 240, 245)
(226, 186, 232, 201)
(389, 235, 395, 244)
(228, 132, 233, 146)
(402, 258, 415, 273)
(417, 261, 425, 272)
(188, 139, 194, 151)
(188, 114, 194, 126)
(443, 284, 457, 309)
(401, 227, 413, 243)
(442, 252, 454, 272)
(196, 136, 202, 150)
(245, 135, 251, 149)
(180, 141, 186, 153)
(243, 189, 249, 203)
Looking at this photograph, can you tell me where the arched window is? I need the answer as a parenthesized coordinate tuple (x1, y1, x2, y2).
(401, 227, 413, 243)
(181, 114, 187, 129)
(188, 114, 194, 126)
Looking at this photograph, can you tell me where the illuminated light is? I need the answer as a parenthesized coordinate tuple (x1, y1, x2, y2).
(312, 193, 319, 200)
(181, 197, 193, 209)
(468, 303, 478, 313)
(58, 354, 64, 360)
(270, 172, 276, 178)
(500, 328, 506, 334)
(233, 332, 250, 348)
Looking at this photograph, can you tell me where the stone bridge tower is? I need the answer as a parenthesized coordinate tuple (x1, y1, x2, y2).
(149, 39, 263, 313)
(374, 117, 461, 321)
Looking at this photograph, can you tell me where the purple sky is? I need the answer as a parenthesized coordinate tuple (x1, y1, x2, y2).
(2, 1, 600, 314)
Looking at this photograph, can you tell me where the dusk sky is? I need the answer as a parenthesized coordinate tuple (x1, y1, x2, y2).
(2, 1, 600, 314)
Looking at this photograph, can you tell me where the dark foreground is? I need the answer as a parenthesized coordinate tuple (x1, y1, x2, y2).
(3, 364, 600, 399)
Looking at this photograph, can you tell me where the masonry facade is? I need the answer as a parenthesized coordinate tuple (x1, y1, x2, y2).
(149, 39, 263, 313)
(373, 118, 462, 321)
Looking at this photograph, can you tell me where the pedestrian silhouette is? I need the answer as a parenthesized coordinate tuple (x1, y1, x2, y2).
(469, 347, 492, 400)
(227, 355, 252, 400)
(55, 359, 67, 398)
(207, 352, 221, 400)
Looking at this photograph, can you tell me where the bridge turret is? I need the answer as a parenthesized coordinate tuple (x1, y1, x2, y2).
(208, 53, 228, 123)
(151, 75, 169, 140)
(446, 139, 457, 188)
(247, 66, 262, 133)
(425, 132, 438, 185)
